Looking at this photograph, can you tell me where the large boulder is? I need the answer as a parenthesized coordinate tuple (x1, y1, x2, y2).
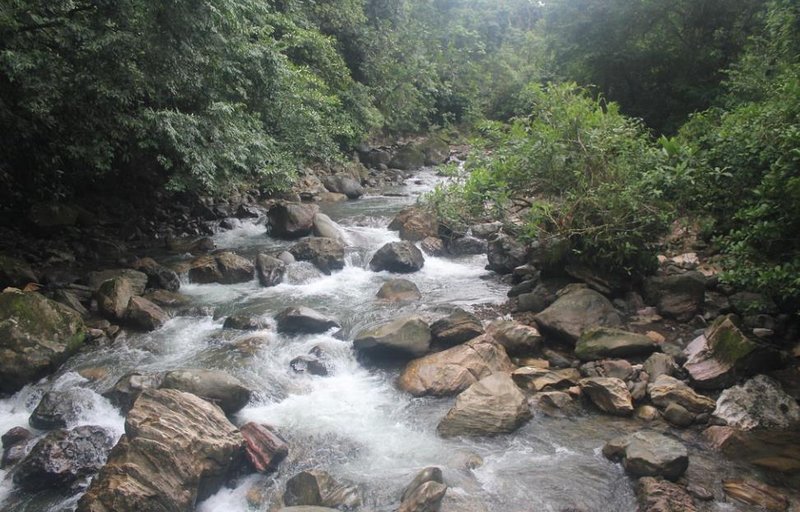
(390, 145, 426, 170)
(644, 272, 705, 321)
(647, 375, 716, 415)
(312, 213, 346, 242)
(399, 479, 447, 512)
(389, 207, 439, 242)
(575, 327, 659, 361)
(289, 238, 345, 275)
(637, 477, 697, 512)
(268, 202, 320, 239)
(240, 422, 288, 473)
(276, 306, 341, 334)
(13, 426, 114, 490)
(398, 336, 514, 396)
(354, 316, 431, 359)
(448, 235, 487, 256)
(131, 257, 181, 292)
(579, 377, 633, 416)
(723, 479, 790, 511)
(603, 431, 689, 480)
(534, 287, 621, 343)
(486, 320, 543, 357)
(283, 470, 361, 510)
(86, 269, 148, 295)
(437, 373, 531, 438)
(322, 175, 364, 199)
(713, 375, 800, 431)
(29, 388, 95, 430)
(256, 253, 286, 287)
(376, 278, 421, 301)
(0, 291, 86, 393)
(430, 309, 484, 347)
(125, 296, 168, 331)
(103, 372, 164, 413)
(485, 235, 527, 274)
(418, 137, 450, 165)
(370, 241, 425, 273)
(189, 252, 254, 284)
(160, 369, 251, 414)
(0, 254, 38, 289)
(76, 389, 243, 512)
(96, 277, 135, 320)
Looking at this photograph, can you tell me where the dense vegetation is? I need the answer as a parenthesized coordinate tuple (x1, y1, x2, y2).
(1, 0, 798, 302)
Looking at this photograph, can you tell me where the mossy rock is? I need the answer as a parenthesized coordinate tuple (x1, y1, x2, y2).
(389, 145, 426, 170)
(0, 291, 86, 393)
(705, 315, 757, 365)
(417, 137, 450, 165)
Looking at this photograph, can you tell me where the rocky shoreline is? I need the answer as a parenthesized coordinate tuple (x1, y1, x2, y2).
(1, 137, 799, 511)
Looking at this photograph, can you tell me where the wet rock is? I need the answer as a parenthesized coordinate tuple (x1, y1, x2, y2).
(278, 251, 296, 265)
(30, 388, 95, 429)
(289, 238, 345, 275)
(268, 202, 320, 239)
(574, 327, 658, 361)
(486, 320, 543, 356)
(532, 391, 575, 416)
(144, 289, 191, 308)
(430, 309, 484, 347)
(96, 277, 134, 320)
(534, 288, 621, 343)
(103, 372, 164, 413)
(240, 422, 288, 473)
(0, 291, 86, 393)
(2, 426, 32, 449)
(389, 207, 439, 242)
(86, 269, 148, 295)
(0, 254, 38, 288)
(223, 314, 263, 331)
(401, 467, 444, 503)
(166, 236, 215, 254)
(256, 253, 286, 287)
(376, 278, 421, 301)
(648, 375, 715, 415)
(276, 306, 341, 334)
(663, 402, 695, 428)
(437, 373, 532, 438)
(76, 389, 243, 512)
(131, 257, 180, 292)
(603, 431, 689, 480)
(485, 235, 527, 274)
(512, 367, 580, 392)
(160, 369, 251, 415)
(713, 375, 800, 430)
(354, 316, 432, 359)
(312, 213, 345, 242)
(189, 252, 254, 284)
(722, 479, 789, 511)
(448, 236, 487, 256)
(579, 377, 633, 416)
(637, 477, 697, 512)
(125, 296, 168, 331)
(420, 237, 446, 257)
(399, 480, 448, 512)
(284, 470, 361, 509)
(13, 425, 114, 490)
(322, 175, 364, 199)
(398, 336, 514, 396)
(1, 427, 33, 468)
(291, 355, 329, 376)
(643, 353, 678, 380)
(643, 272, 705, 321)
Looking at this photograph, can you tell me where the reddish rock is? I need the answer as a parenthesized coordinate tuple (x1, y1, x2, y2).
(240, 422, 288, 473)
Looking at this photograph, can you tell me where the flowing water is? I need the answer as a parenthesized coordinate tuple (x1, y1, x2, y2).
(0, 169, 766, 512)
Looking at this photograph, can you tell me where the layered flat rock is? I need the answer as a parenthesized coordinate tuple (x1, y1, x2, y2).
(647, 375, 716, 415)
(603, 431, 689, 481)
(579, 377, 634, 416)
(575, 327, 658, 361)
(160, 369, 252, 414)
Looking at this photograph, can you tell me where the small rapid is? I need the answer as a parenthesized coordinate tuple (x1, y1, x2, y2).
(0, 169, 644, 512)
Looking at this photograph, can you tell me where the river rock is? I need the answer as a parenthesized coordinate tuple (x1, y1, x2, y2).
(312, 213, 346, 242)
(289, 238, 345, 275)
(648, 375, 716, 415)
(581, 359, 633, 380)
(76, 389, 243, 512)
(125, 296, 168, 331)
(144, 289, 190, 308)
(579, 377, 633, 416)
(0, 291, 86, 393)
(30, 388, 95, 430)
(354, 316, 432, 359)
(603, 431, 689, 480)
(86, 269, 148, 295)
(485, 235, 527, 274)
(276, 306, 340, 334)
(399, 480, 448, 512)
(268, 202, 320, 239)
(448, 236, 487, 256)
(643, 272, 705, 321)
(430, 309, 484, 347)
(13, 425, 114, 490)
(284, 470, 361, 509)
(370, 241, 424, 273)
(437, 373, 532, 438)
(290, 355, 329, 376)
(388, 207, 438, 242)
(2, 427, 32, 449)
(96, 277, 134, 320)
(663, 402, 695, 427)
(376, 278, 421, 301)
(643, 353, 678, 380)
(160, 369, 251, 414)
(223, 314, 263, 331)
(723, 479, 789, 511)
(322, 175, 364, 199)
(104, 372, 164, 413)
(534, 288, 621, 343)
(0, 254, 38, 288)
(189, 252, 254, 284)
(256, 253, 286, 287)
(512, 367, 580, 393)
(420, 236, 446, 256)
(398, 336, 514, 396)
(131, 257, 180, 292)
(486, 320, 543, 356)
(575, 327, 658, 361)
(419, 137, 450, 165)
(390, 145, 426, 170)
(713, 375, 800, 430)
(241, 422, 288, 473)
(637, 477, 697, 512)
